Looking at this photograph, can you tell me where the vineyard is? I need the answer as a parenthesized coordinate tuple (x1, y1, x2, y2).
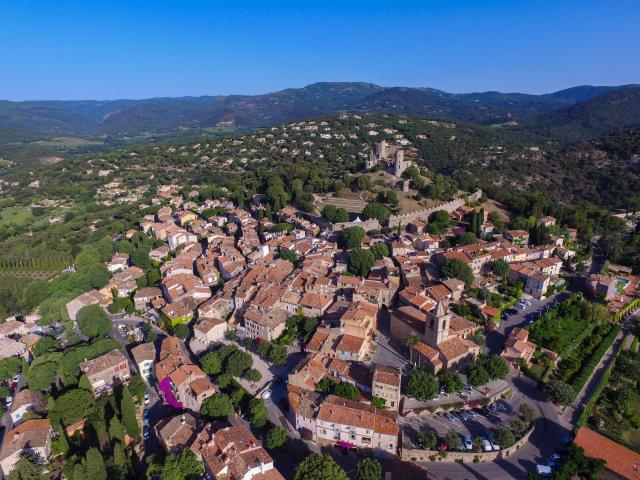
(0, 254, 73, 272)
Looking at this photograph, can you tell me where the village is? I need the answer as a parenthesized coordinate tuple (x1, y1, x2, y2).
(0, 135, 638, 480)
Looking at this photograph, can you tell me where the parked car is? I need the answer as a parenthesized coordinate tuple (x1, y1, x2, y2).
(443, 412, 456, 423)
(463, 385, 473, 393)
(467, 410, 478, 418)
(5, 396, 12, 408)
(144, 393, 150, 405)
(464, 435, 473, 450)
(261, 389, 272, 400)
(459, 411, 470, 421)
(480, 438, 492, 452)
(488, 434, 500, 451)
(143, 427, 150, 439)
(488, 404, 499, 414)
(497, 402, 508, 412)
(12, 374, 21, 383)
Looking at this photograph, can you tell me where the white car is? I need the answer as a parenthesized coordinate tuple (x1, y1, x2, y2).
(480, 438, 492, 452)
(5, 396, 13, 408)
(12, 374, 21, 383)
(261, 389, 272, 400)
(464, 435, 473, 450)
(144, 393, 150, 405)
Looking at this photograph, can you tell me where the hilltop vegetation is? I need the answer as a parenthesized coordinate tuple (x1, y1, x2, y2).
(1, 82, 639, 167)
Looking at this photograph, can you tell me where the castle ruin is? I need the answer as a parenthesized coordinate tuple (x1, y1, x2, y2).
(365, 141, 412, 179)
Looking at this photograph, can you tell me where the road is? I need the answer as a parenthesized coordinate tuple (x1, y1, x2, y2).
(423, 372, 571, 479)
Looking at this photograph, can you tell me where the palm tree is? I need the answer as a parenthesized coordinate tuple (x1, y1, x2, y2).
(405, 334, 419, 365)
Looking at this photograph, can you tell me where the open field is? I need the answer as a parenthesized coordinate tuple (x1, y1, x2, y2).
(0, 206, 33, 227)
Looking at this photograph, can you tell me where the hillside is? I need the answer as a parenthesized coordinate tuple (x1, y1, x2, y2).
(0, 82, 638, 149)
(517, 87, 640, 142)
(3, 114, 638, 212)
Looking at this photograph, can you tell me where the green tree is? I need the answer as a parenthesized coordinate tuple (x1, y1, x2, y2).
(438, 371, 464, 394)
(543, 379, 576, 406)
(267, 344, 288, 366)
(173, 323, 189, 340)
(406, 368, 438, 400)
(265, 426, 287, 450)
(0, 356, 21, 380)
(339, 226, 365, 249)
(109, 416, 125, 444)
(32, 336, 59, 357)
(362, 202, 391, 225)
(120, 386, 140, 439)
(76, 305, 112, 338)
(347, 248, 375, 278)
(456, 232, 478, 246)
(249, 398, 268, 427)
(371, 242, 389, 260)
(161, 449, 204, 480)
(490, 259, 510, 279)
(371, 397, 386, 408)
(466, 363, 490, 387)
(201, 352, 222, 376)
(52, 389, 95, 426)
(333, 383, 359, 400)
(445, 430, 462, 450)
(482, 355, 509, 379)
(430, 210, 450, 226)
(416, 431, 437, 449)
(25, 361, 58, 391)
(519, 403, 538, 424)
(201, 394, 233, 419)
(493, 426, 516, 448)
(225, 350, 253, 377)
(243, 368, 262, 383)
(85, 447, 108, 480)
(355, 457, 383, 480)
(7, 453, 45, 480)
(441, 258, 474, 286)
(294, 453, 348, 480)
(128, 375, 147, 403)
(78, 374, 92, 391)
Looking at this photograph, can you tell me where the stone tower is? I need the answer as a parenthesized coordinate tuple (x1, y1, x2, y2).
(424, 300, 451, 347)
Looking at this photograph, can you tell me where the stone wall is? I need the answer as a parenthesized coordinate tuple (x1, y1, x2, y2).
(399, 425, 533, 463)
(387, 189, 482, 228)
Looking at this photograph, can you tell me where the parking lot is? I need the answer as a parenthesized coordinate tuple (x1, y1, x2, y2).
(401, 398, 522, 451)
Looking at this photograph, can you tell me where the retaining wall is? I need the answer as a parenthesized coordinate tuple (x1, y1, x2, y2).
(399, 425, 533, 463)
(386, 189, 482, 228)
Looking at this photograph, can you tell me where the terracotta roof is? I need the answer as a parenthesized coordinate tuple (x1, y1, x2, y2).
(373, 365, 401, 386)
(336, 334, 365, 354)
(131, 342, 156, 364)
(79, 349, 127, 377)
(0, 419, 51, 461)
(575, 427, 640, 480)
(317, 395, 398, 437)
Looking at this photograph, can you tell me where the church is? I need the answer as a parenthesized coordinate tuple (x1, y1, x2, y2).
(390, 300, 480, 374)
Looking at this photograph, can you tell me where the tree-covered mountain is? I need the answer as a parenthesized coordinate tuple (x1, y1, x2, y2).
(0, 82, 637, 144)
(515, 87, 640, 142)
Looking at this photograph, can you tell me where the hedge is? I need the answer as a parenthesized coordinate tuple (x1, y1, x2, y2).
(575, 333, 626, 430)
(569, 325, 621, 400)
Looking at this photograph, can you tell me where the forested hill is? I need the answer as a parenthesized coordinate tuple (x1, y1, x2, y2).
(515, 87, 640, 142)
(0, 82, 638, 143)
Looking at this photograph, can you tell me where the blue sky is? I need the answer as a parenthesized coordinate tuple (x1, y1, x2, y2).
(0, 0, 638, 100)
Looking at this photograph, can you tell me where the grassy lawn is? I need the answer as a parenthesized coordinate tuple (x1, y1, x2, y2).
(0, 206, 33, 227)
(527, 296, 592, 357)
